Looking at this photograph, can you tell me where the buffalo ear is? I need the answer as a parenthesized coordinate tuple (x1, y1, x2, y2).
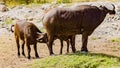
(100, 5, 104, 8)
(100, 5, 102, 7)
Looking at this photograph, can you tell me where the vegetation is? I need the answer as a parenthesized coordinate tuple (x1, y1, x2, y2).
(111, 38, 120, 42)
(27, 52, 120, 68)
(91, 36, 101, 40)
(1, 0, 120, 7)
(5, 18, 13, 24)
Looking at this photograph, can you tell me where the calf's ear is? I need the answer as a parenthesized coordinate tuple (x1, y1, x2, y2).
(36, 32, 44, 40)
(36, 32, 48, 43)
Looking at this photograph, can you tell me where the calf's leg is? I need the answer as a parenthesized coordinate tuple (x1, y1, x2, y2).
(26, 41, 31, 59)
(22, 40, 25, 57)
(66, 40, 69, 53)
(34, 42, 39, 58)
(15, 36, 20, 57)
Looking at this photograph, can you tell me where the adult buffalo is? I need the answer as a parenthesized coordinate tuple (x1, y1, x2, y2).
(43, 3, 115, 55)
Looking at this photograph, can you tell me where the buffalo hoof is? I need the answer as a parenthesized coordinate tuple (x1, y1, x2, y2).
(22, 52, 26, 57)
(18, 52, 20, 57)
(36, 57, 40, 59)
(36, 55, 39, 58)
(50, 52, 54, 55)
(73, 50, 76, 53)
(28, 56, 31, 59)
(59, 53, 62, 55)
(81, 48, 88, 53)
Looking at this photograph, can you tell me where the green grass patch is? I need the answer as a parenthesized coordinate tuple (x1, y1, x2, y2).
(111, 38, 120, 42)
(28, 52, 120, 68)
(91, 37, 98, 40)
(5, 18, 13, 24)
(90, 36, 101, 40)
(40, 27, 46, 33)
(4, 0, 120, 7)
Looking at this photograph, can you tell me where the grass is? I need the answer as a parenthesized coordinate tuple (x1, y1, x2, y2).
(40, 27, 46, 33)
(91, 37, 98, 40)
(5, 0, 120, 7)
(5, 18, 13, 24)
(27, 52, 120, 68)
(90, 36, 101, 40)
(111, 38, 120, 42)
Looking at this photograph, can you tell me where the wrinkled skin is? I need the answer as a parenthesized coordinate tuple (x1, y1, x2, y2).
(43, 5, 115, 55)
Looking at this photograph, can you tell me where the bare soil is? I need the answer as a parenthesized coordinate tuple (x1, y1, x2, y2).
(0, 34, 120, 68)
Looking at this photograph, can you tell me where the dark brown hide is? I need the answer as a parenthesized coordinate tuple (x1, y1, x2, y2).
(13, 20, 43, 59)
(57, 35, 76, 54)
(43, 5, 115, 55)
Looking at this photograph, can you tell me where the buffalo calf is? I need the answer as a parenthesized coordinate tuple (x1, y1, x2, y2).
(57, 35, 76, 54)
(12, 20, 46, 59)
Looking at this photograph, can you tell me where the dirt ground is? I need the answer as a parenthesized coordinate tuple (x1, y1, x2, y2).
(0, 34, 120, 68)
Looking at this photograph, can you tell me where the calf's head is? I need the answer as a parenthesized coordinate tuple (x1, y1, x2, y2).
(36, 32, 48, 43)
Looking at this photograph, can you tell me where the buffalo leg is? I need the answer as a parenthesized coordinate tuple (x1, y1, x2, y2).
(81, 32, 88, 52)
(22, 40, 25, 57)
(34, 42, 39, 58)
(15, 36, 20, 57)
(71, 36, 76, 53)
(66, 40, 69, 53)
(47, 36, 54, 55)
(60, 40, 63, 54)
(26, 42, 31, 59)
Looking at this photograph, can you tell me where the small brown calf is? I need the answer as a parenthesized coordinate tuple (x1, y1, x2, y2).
(11, 20, 47, 59)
